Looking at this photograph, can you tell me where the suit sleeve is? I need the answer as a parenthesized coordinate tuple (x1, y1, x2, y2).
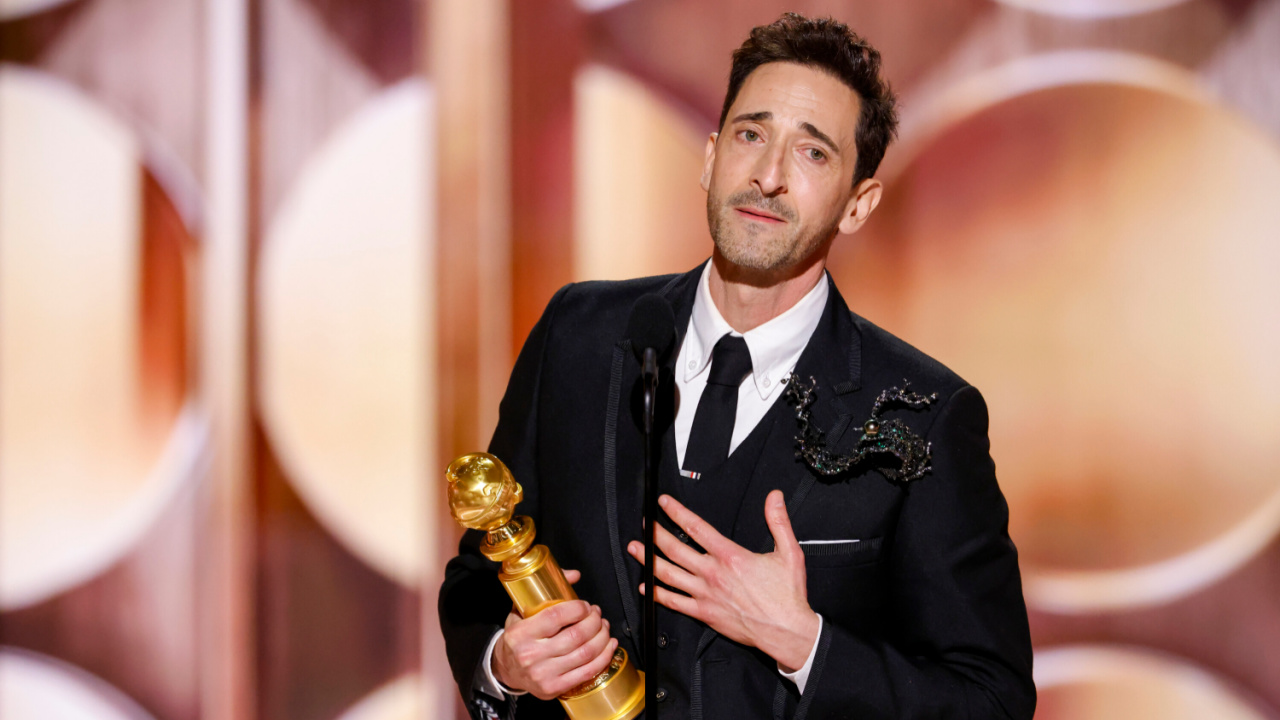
(437, 285, 571, 718)
(796, 385, 1036, 720)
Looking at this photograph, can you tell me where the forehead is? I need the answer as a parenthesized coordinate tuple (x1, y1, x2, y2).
(729, 62, 861, 148)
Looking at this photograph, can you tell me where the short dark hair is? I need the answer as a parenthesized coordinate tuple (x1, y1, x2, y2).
(719, 13, 898, 185)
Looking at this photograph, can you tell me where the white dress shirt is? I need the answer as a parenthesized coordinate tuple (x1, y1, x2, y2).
(674, 261, 827, 693)
(674, 260, 828, 467)
(478, 261, 830, 700)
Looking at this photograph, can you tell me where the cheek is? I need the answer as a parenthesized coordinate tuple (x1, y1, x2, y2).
(704, 168, 730, 200)
(793, 177, 843, 217)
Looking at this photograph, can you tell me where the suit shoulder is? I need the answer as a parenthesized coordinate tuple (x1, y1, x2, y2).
(850, 312, 971, 397)
(543, 273, 682, 333)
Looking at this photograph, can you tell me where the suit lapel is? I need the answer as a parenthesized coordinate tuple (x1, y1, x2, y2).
(730, 276, 864, 554)
(604, 267, 700, 655)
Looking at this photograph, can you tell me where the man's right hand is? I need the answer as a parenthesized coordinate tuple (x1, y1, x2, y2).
(491, 569, 620, 701)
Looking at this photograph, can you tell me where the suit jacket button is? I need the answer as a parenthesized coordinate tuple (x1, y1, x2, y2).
(678, 532, 690, 543)
(658, 633, 669, 648)
(656, 689, 668, 701)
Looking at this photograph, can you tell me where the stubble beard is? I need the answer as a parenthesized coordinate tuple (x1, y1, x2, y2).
(707, 188, 839, 274)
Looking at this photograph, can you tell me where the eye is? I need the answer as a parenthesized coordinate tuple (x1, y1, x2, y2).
(742, 129, 760, 142)
(807, 148, 826, 161)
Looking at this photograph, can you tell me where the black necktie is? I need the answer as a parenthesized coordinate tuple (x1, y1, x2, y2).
(683, 334, 753, 474)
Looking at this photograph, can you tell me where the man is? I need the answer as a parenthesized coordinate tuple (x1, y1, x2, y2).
(440, 13, 1035, 720)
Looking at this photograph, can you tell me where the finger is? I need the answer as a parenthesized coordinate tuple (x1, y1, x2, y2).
(655, 521, 714, 573)
(541, 604, 605, 659)
(514, 599, 591, 641)
(640, 582, 703, 622)
(764, 489, 802, 562)
(563, 569, 581, 585)
(628, 540, 703, 595)
(550, 637, 619, 698)
(659, 494, 737, 558)
(653, 553, 704, 596)
(627, 526, 707, 576)
(543, 616, 612, 682)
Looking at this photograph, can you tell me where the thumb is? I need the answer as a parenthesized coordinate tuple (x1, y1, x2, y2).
(765, 490, 801, 561)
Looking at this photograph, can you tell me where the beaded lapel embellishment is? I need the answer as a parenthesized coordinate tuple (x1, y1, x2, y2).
(782, 375, 938, 482)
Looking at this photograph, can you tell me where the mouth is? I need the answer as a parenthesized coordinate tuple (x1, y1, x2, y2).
(734, 206, 786, 223)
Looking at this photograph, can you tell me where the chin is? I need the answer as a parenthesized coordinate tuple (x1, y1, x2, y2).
(715, 241, 785, 272)
(714, 229, 787, 268)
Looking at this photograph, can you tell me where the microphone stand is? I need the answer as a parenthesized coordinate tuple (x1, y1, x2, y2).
(641, 347, 660, 718)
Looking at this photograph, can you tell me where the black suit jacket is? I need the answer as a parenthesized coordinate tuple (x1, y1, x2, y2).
(439, 266, 1036, 719)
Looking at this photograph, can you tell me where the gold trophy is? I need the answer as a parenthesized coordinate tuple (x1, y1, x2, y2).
(446, 452, 645, 720)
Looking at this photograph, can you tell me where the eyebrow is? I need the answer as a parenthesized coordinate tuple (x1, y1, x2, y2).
(728, 111, 841, 157)
(731, 111, 772, 125)
(800, 122, 840, 157)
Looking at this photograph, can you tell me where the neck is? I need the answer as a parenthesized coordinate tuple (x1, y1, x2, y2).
(707, 252, 827, 333)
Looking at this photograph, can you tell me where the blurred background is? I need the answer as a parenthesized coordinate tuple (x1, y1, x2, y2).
(1, 0, 1279, 718)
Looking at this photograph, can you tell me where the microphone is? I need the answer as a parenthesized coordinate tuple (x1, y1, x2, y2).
(625, 293, 675, 718)
(627, 293, 676, 384)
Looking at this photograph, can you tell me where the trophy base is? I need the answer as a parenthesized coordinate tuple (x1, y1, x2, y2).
(560, 648, 645, 720)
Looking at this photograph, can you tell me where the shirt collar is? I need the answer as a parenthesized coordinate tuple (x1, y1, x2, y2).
(683, 260, 829, 400)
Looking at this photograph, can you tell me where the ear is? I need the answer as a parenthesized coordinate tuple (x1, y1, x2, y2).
(700, 132, 718, 192)
(837, 178, 883, 236)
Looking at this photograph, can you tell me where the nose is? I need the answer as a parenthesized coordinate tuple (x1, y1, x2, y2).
(751, 141, 787, 197)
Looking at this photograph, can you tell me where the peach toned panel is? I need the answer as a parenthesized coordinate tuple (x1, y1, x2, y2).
(260, 0, 386, 221)
(833, 54, 1280, 612)
(1033, 646, 1267, 719)
(0, 66, 193, 610)
(574, 64, 711, 282)
(258, 80, 436, 588)
(334, 674, 425, 720)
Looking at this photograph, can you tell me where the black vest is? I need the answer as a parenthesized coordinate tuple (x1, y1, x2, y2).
(642, 396, 783, 720)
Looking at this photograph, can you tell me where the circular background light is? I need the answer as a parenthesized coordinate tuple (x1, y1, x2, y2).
(0, 649, 156, 720)
(0, 66, 201, 610)
(258, 80, 435, 587)
(992, 0, 1192, 19)
(1035, 645, 1267, 719)
(835, 52, 1280, 612)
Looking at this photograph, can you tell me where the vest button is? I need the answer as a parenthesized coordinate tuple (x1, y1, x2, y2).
(658, 633, 669, 649)
(656, 688, 668, 702)
(678, 532, 690, 543)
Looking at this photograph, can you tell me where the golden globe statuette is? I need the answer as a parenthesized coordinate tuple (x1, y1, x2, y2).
(446, 453, 645, 720)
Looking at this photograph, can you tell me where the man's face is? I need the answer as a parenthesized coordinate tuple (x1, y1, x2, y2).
(702, 62, 876, 276)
